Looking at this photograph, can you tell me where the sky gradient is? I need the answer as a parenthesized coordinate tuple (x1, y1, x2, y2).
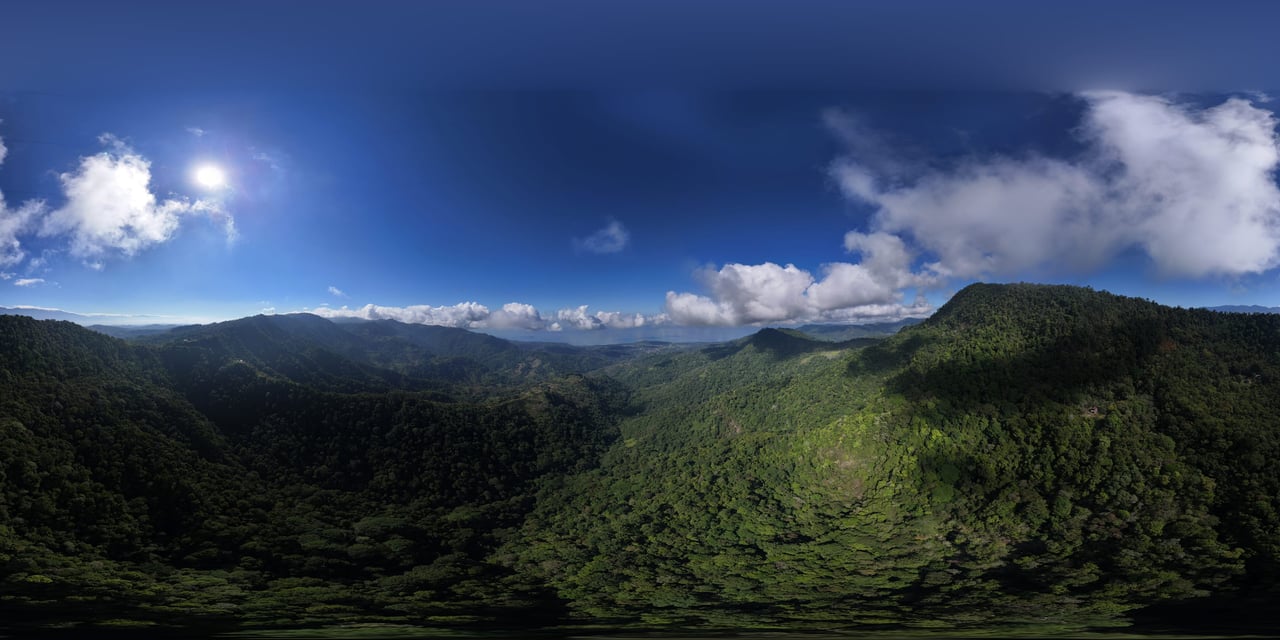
(4, 2, 1280, 341)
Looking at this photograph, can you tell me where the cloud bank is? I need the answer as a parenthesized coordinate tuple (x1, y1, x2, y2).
(309, 301, 666, 332)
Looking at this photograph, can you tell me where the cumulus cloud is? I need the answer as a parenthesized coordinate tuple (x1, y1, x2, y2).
(665, 92, 1280, 328)
(574, 219, 630, 254)
(311, 301, 492, 328)
(664, 242, 938, 327)
(13, 278, 44, 287)
(37, 135, 234, 263)
(486, 302, 546, 330)
(309, 300, 663, 332)
(328, 285, 347, 298)
(553, 305, 655, 330)
(833, 92, 1280, 279)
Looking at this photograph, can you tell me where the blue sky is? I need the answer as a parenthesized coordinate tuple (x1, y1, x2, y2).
(4, 2, 1280, 341)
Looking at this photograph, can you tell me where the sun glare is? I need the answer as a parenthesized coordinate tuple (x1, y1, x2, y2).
(194, 165, 226, 189)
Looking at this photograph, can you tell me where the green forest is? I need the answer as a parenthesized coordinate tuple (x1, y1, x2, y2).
(1, 283, 1278, 635)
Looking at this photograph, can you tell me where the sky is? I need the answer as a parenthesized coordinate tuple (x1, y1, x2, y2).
(4, 1, 1280, 342)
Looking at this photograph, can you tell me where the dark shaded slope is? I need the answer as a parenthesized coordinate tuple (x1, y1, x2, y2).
(0, 316, 628, 631)
(146, 315, 667, 394)
(867, 283, 1280, 579)
(857, 283, 1280, 619)
(0, 317, 269, 629)
(150, 313, 425, 394)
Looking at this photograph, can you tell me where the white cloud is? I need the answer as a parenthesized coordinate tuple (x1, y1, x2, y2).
(34, 134, 235, 266)
(328, 285, 347, 298)
(186, 126, 206, 137)
(13, 277, 44, 287)
(574, 219, 630, 254)
(308, 300, 662, 332)
(311, 301, 493, 328)
(486, 302, 546, 330)
(553, 305, 654, 330)
(861, 156, 1108, 278)
(672, 91, 1280, 328)
(833, 92, 1280, 280)
(665, 252, 936, 327)
(1084, 92, 1280, 276)
(0, 272, 11, 280)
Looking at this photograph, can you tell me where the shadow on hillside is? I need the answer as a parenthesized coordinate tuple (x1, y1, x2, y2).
(861, 315, 1169, 415)
(845, 332, 934, 378)
(849, 315, 1181, 612)
(705, 330, 884, 363)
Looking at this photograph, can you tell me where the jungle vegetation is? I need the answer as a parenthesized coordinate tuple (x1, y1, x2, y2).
(0, 283, 1277, 634)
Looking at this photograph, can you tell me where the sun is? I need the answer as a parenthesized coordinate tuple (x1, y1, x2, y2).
(194, 165, 227, 190)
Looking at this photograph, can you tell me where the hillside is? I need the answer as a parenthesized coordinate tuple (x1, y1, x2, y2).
(511, 283, 1280, 629)
(1, 284, 1279, 633)
(142, 314, 685, 395)
(790, 318, 922, 341)
(0, 315, 625, 631)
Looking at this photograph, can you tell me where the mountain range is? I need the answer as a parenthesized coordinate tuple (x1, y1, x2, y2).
(0, 283, 1277, 634)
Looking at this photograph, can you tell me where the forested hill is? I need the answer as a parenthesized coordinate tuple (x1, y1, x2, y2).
(512, 283, 1280, 631)
(2, 284, 1279, 634)
(141, 313, 682, 394)
(0, 314, 629, 632)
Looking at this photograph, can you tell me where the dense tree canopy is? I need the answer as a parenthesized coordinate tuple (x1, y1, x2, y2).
(1, 284, 1278, 634)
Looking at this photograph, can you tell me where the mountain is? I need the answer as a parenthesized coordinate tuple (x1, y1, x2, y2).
(789, 317, 922, 341)
(514, 283, 1280, 630)
(138, 313, 687, 394)
(0, 305, 104, 323)
(86, 324, 181, 339)
(0, 315, 624, 632)
(1207, 304, 1280, 314)
(1, 284, 1279, 634)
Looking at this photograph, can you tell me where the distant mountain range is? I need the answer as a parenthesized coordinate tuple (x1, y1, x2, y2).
(1, 305, 926, 345)
(787, 317, 922, 340)
(0, 305, 180, 327)
(0, 305, 107, 323)
(1206, 304, 1280, 314)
